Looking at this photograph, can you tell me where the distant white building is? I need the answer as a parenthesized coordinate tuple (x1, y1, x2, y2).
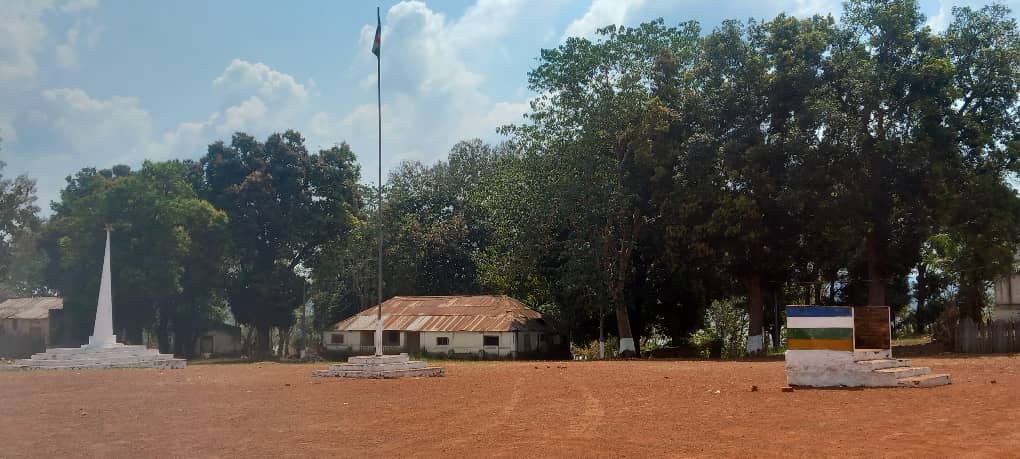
(0, 297, 63, 358)
(324, 295, 563, 358)
(993, 275, 1020, 321)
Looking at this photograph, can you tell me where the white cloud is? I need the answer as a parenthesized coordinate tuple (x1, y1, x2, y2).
(213, 59, 309, 107)
(60, 0, 98, 13)
(789, 0, 841, 18)
(326, 0, 534, 181)
(218, 96, 269, 135)
(54, 19, 103, 69)
(40, 88, 153, 162)
(926, 1, 950, 31)
(0, 0, 55, 86)
(562, 0, 644, 40)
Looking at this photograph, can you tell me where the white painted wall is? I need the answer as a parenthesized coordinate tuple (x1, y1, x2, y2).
(322, 330, 363, 352)
(325, 330, 556, 357)
(420, 331, 516, 357)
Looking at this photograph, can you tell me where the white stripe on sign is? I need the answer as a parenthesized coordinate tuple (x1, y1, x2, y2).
(788, 316, 854, 329)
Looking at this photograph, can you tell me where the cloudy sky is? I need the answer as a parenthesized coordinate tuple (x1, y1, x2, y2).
(2, 0, 1018, 212)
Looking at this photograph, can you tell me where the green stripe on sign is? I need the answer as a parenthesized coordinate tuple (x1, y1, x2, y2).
(787, 328, 853, 340)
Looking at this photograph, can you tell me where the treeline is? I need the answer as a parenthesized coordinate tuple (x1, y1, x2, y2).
(3, 0, 1020, 357)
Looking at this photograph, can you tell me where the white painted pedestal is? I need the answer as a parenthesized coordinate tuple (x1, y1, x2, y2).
(313, 353, 444, 379)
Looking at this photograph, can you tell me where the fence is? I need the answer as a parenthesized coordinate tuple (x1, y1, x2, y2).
(955, 318, 1020, 353)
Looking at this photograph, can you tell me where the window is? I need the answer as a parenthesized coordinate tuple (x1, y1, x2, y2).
(436, 336, 449, 346)
(330, 333, 344, 344)
(539, 334, 546, 343)
(11, 319, 18, 331)
(483, 335, 499, 347)
(384, 330, 400, 346)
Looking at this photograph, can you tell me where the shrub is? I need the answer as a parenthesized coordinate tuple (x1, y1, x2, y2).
(570, 336, 619, 360)
(689, 298, 749, 359)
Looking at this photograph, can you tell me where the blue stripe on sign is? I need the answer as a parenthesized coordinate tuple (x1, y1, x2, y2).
(786, 306, 853, 317)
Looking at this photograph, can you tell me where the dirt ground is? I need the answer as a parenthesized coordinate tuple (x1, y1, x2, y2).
(1, 355, 1017, 458)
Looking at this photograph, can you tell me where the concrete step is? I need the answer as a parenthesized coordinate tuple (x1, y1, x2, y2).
(15, 358, 186, 370)
(856, 358, 911, 370)
(328, 361, 427, 372)
(27, 350, 166, 361)
(46, 345, 150, 354)
(874, 366, 930, 378)
(312, 366, 444, 379)
(347, 354, 410, 365)
(27, 355, 174, 366)
(897, 373, 951, 388)
(29, 347, 162, 360)
(853, 349, 892, 361)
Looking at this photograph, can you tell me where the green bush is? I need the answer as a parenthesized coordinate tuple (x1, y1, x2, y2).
(689, 298, 749, 359)
(570, 336, 619, 360)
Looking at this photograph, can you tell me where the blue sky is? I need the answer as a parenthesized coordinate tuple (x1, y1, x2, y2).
(3, 0, 1019, 213)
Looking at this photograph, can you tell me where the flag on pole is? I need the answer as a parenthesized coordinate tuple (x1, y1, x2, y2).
(372, 9, 381, 57)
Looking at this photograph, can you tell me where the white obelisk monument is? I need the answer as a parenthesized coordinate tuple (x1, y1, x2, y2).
(87, 224, 117, 348)
(14, 225, 186, 369)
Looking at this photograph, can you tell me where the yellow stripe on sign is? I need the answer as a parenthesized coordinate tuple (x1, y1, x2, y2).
(787, 338, 854, 351)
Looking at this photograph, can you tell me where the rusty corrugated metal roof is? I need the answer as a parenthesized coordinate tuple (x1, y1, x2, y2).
(330, 295, 557, 333)
(0, 297, 63, 320)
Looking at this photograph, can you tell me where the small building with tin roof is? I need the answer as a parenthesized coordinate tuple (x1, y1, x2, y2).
(0, 297, 64, 358)
(324, 295, 564, 358)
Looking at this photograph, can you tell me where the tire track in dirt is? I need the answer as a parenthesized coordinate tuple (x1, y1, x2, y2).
(435, 371, 524, 450)
(566, 384, 604, 439)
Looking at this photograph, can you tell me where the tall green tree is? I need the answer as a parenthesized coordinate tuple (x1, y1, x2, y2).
(201, 131, 360, 357)
(512, 20, 701, 355)
(820, 0, 952, 307)
(42, 162, 228, 350)
(0, 151, 44, 299)
(940, 4, 1020, 319)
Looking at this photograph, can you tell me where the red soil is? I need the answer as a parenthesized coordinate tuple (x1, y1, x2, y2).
(1, 356, 1017, 457)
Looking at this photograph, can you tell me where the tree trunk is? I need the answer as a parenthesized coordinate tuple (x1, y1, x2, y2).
(915, 264, 928, 333)
(747, 275, 764, 355)
(255, 325, 272, 360)
(614, 305, 636, 357)
(173, 328, 194, 358)
(867, 235, 886, 306)
(241, 326, 254, 357)
(962, 276, 984, 321)
(771, 289, 781, 350)
(156, 312, 170, 354)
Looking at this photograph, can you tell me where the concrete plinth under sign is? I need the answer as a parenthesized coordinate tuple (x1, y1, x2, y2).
(312, 353, 444, 379)
(786, 350, 949, 388)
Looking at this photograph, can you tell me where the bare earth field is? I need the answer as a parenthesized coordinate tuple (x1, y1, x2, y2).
(1, 356, 1018, 458)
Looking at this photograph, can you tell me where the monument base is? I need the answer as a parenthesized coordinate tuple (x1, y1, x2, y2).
(15, 343, 186, 370)
(786, 350, 950, 388)
(312, 353, 444, 379)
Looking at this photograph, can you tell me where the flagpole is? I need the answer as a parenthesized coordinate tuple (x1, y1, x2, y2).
(375, 5, 384, 357)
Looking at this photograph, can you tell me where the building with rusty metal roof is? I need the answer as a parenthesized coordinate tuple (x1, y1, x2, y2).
(324, 295, 564, 358)
(0, 297, 63, 358)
